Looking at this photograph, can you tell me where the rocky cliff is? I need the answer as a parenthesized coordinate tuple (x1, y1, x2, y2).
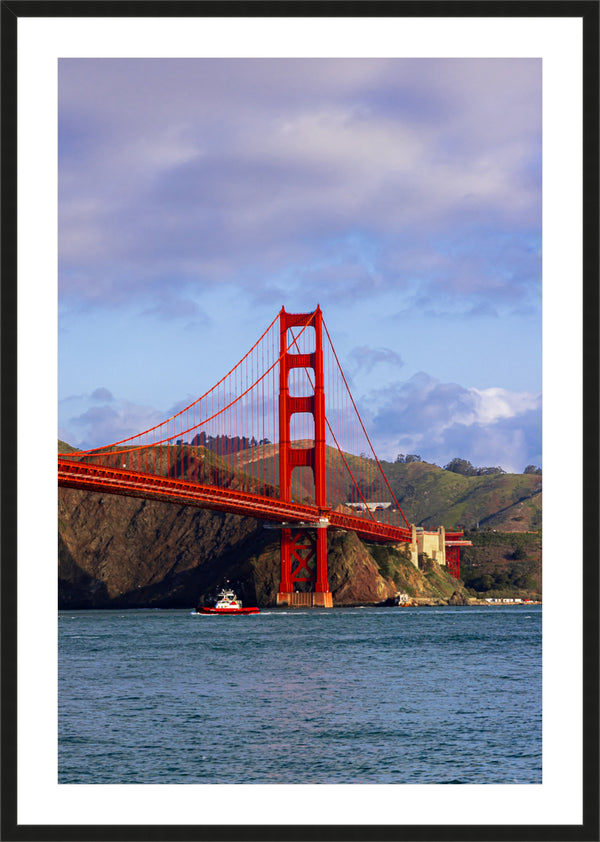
(58, 487, 467, 609)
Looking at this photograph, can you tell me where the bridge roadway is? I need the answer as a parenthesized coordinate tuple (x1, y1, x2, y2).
(58, 457, 414, 545)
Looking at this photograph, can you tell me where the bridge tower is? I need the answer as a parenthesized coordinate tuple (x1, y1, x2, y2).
(277, 306, 332, 607)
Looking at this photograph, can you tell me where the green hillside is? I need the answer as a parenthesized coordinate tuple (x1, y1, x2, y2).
(229, 445, 542, 532)
(378, 459, 542, 532)
(460, 530, 542, 599)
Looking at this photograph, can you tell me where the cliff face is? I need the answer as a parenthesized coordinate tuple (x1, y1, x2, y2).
(58, 488, 266, 608)
(58, 488, 467, 609)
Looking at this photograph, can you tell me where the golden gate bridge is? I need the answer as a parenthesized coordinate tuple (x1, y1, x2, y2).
(58, 307, 469, 607)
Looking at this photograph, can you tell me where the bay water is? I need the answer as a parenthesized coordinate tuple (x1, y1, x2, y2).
(58, 605, 542, 784)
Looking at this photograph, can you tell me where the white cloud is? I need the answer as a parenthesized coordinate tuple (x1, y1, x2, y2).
(468, 386, 539, 426)
(362, 372, 541, 471)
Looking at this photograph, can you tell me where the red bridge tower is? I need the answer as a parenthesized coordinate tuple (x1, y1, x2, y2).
(276, 307, 332, 607)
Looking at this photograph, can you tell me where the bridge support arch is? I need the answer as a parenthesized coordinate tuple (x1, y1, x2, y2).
(276, 307, 332, 607)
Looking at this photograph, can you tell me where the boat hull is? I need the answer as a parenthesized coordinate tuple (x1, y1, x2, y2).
(197, 606, 260, 615)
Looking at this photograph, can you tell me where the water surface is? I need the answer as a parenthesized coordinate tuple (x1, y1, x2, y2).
(59, 605, 542, 784)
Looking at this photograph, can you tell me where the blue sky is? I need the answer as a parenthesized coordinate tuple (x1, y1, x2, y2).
(58, 57, 542, 472)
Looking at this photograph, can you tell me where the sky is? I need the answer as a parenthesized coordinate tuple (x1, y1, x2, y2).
(58, 57, 542, 473)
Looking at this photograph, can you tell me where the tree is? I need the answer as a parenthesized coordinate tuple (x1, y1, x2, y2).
(495, 572, 510, 589)
(469, 574, 494, 592)
(524, 465, 542, 475)
(395, 453, 422, 464)
(444, 457, 476, 476)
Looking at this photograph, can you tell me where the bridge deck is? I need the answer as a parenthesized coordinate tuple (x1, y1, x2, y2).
(58, 458, 413, 544)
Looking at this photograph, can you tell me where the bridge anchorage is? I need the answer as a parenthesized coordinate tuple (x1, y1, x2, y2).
(57, 305, 470, 608)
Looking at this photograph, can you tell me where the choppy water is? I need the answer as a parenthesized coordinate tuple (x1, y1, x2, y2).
(59, 605, 542, 784)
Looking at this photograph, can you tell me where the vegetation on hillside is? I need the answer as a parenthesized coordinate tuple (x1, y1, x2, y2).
(233, 443, 542, 533)
(443, 457, 505, 477)
(368, 543, 466, 601)
(379, 458, 541, 532)
(459, 530, 541, 599)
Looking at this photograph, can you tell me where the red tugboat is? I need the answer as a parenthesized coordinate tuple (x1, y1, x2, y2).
(197, 587, 260, 615)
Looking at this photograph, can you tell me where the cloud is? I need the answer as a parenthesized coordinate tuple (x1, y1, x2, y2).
(58, 58, 541, 316)
(347, 345, 403, 376)
(437, 409, 542, 473)
(468, 386, 538, 426)
(361, 372, 541, 472)
(141, 291, 205, 323)
(67, 400, 164, 450)
(90, 387, 114, 402)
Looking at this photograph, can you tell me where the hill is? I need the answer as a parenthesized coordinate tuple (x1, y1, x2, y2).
(58, 442, 541, 608)
(378, 459, 542, 532)
(459, 530, 542, 598)
(229, 446, 542, 532)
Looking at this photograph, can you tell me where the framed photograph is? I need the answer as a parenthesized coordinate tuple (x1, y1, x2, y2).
(2, 1, 598, 839)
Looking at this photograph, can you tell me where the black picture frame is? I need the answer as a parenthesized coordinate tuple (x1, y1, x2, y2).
(1, 2, 598, 840)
